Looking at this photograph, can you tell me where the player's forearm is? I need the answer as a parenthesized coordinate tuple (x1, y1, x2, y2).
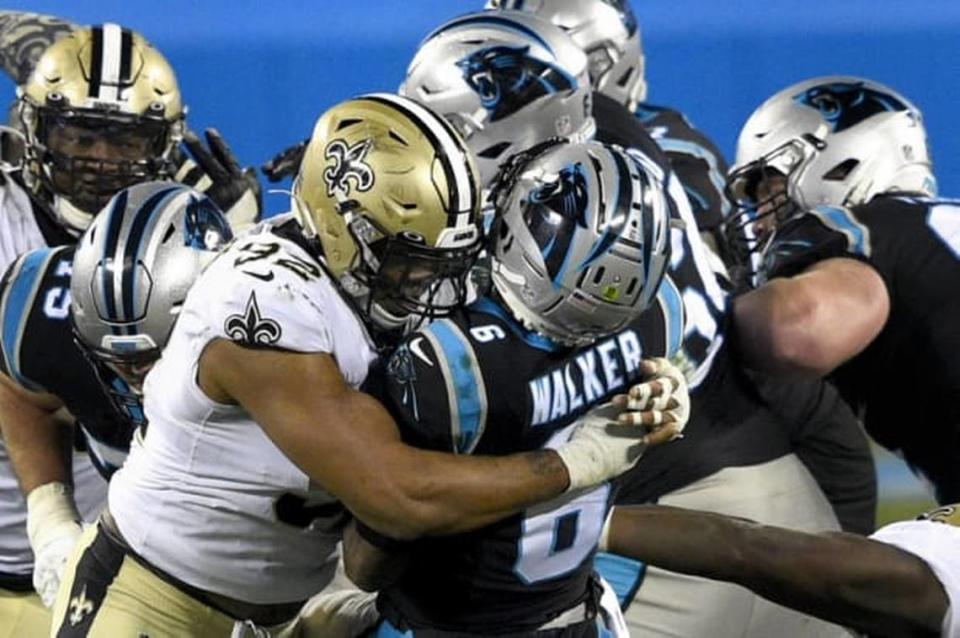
(342, 521, 409, 592)
(0, 380, 72, 494)
(607, 505, 947, 638)
(0, 414, 73, 494)
(346, 442, 568, 539)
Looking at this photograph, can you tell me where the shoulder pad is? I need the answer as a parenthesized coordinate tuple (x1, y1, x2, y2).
(197, 234, 356, 355)
(0, 246, 72, 391)
(383, 317, 487, 454)
(760, 207, 871, 283)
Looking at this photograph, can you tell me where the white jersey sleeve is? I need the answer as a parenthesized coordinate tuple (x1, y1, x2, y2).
(871, 513, 960, 637)
(188, 222, 377, 386)
(108, 221, 378, 603)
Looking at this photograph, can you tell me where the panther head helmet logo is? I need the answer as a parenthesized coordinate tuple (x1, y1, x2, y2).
(793, 81, 909, 133)
(456, 44, 575, 122)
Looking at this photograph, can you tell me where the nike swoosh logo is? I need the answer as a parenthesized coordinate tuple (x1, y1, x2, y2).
(409, 337, 433, 367)
(243, 270, 275, 282)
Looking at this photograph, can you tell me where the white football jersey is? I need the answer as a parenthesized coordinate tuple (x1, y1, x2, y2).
(109, 219, 379, 604)
(871, 508, 960, 638)
(0, 179, 106, 579)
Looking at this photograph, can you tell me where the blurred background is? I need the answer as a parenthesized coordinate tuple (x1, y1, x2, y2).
(7, 0, 951, 523)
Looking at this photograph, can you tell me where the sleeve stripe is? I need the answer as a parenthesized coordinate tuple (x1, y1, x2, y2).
(655, 274, 685, 359)
(812, 205, 871, 257)
(423, 319, 487, 454)
(655, 138, 731, 218)
(0, 249, 54, 390)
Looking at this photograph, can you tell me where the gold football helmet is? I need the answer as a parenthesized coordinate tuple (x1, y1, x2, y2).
(17, 23, 184, 233)
(293, 93, 482, 334)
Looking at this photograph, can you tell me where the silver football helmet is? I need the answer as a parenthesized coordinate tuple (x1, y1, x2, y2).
(71, 181, 232, 390)
(400, 10, 595, 187)
(489, 139, 672, 345)
(486, 0, 646, 109)
(725, 76, 935, 261)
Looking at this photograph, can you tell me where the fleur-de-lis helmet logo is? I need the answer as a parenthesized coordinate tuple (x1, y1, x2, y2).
(224, 292, 282, 345)
(323, 138, 375, 197)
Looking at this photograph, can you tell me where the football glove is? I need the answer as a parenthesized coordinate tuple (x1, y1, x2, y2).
(261, 137, 309, 183)
(178, 128, 262, 230)
(26, 481, 83, 608)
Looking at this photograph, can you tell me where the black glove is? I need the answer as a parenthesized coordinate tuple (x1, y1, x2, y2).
(261, 137, 309, 183)
(179, 128, 262, 228)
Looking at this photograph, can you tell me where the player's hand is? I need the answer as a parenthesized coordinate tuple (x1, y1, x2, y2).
(261, 137, 309, 183)
(179, 128, 262, 229)
(610, 356, 690, 445)
(26, 482, 83, 607)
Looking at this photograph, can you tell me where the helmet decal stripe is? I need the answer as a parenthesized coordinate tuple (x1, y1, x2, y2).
(100, 189, 130, 331)
(120, 186, 182, 328)
(364, 94, 477, 226)
(119, 28, 133, 87)
(87, 26, 103, 98)
(98, 23, 124, 103)
(579, 150, 631, 269)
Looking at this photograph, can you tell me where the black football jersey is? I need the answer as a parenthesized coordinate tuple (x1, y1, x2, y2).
(0, 246, 145, 477)
(592, 92, 728, 390)
(372, 290, 680, 634)
(634, 103, 731, 242)
(764, 195, 960, 502)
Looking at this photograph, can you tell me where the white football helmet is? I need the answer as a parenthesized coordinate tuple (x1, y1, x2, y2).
(487, 0, 647, 109)
(400, 10, 595, 187)
(489, 139, 672, 345)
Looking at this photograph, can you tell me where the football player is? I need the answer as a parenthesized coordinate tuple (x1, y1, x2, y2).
(0, 23, 257, 637)
(401, 14, 856, 636)
(348, 139, 683, 637)
(479, 2, 878, 536)
(485, 0, 734, 265)
(0, 181, 232, 611)
(50, 94, 672, 637)
(597, 502, 959, 637)
(728, 76, 960, 504)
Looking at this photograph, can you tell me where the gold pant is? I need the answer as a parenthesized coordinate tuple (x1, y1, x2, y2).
(0, 587, 50, 638)
(50, 524, 255, 637)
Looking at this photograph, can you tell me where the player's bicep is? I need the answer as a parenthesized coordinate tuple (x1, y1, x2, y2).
(201, 338, 404, 485)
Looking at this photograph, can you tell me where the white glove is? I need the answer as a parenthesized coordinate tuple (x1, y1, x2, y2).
(26, 482, 83, 608)
(555, 403, 649, 492)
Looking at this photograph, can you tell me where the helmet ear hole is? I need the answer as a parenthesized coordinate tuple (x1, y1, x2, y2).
(822, 158, 860, 182)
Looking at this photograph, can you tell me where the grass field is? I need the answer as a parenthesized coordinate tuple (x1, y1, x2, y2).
(874, 445, 937, 528)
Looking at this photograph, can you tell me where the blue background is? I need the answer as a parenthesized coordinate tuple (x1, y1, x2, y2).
(5, 0, 945, 510)
(6, 0, 960, 218)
